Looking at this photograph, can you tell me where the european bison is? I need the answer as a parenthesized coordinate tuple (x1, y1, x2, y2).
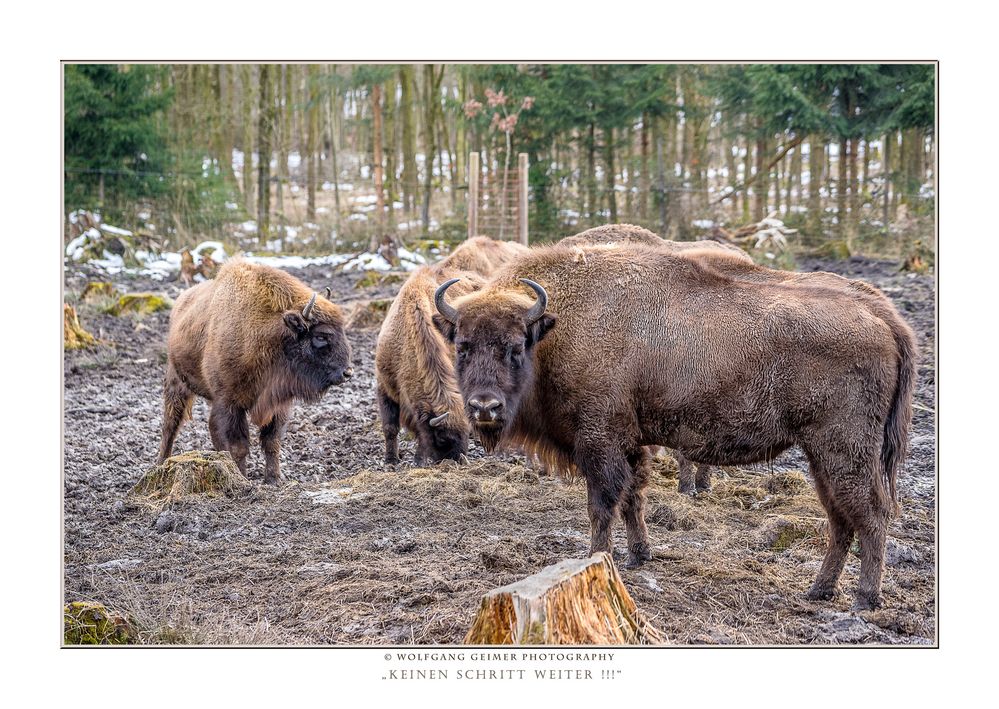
(159, 259, 353, 483)
(558, 224, 752, 495)
(375, 266, 486, 465)
(440, 235, 530, 273)
(375, 236, 526, 465)
(433, 243, 915, 609)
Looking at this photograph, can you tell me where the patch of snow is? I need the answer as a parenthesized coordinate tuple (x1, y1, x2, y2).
(100, 223, 133, 237)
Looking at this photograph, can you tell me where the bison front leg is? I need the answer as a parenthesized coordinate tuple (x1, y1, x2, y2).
(259, 407, 290, 485)
(621, 450, 653, 568)
(377, 385, 402, 465)
(209, 402, 250, 476)
(577, 443, 629, 561)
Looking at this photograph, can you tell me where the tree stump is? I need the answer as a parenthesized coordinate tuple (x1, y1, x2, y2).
(64, 304, 97, 349)
(131, 451, 251, 506)
(465, 552, 664, 645)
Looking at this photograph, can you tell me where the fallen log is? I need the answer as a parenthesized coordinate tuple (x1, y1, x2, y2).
(465, 552, 664, 645)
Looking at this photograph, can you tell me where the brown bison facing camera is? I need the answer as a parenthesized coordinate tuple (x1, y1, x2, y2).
(374, 236, 527, 465)
(159, 259, 353, 483)
(433, 243, 916, 610)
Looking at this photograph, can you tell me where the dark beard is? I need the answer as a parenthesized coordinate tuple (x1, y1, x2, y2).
(476, 426, 504, 452)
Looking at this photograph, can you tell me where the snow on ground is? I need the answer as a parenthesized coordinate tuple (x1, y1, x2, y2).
(65, 219, 428, 280)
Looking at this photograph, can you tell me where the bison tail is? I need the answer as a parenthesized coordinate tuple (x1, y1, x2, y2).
(879, 316, 917, 517)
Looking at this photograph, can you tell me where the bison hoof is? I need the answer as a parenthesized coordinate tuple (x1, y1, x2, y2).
(852, 593, 883, 611)
(678, 485, 696, 497)
(805, 585, 836, 602)
(384, 455, 400, 466)
(695, 484, 712, 494)
(263, 475, 284, 486)
(625, 547, 653, 569)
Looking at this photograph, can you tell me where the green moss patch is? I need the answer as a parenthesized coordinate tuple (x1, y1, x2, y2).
(64, 601, 134, 645)
(110, 293, 173, 317)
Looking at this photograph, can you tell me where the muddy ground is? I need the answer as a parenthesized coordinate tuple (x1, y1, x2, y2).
(63, 254, 936, 645)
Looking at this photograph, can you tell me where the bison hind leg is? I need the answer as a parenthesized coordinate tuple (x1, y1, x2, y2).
(803, 433, 889, 609)
(159, 363, 195, 462)
(621, 449, 653, 568)
(209, 402, 250, 476)
(694, 464, 713, 493)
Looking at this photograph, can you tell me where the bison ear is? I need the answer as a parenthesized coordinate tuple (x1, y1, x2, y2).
(284, 312, 308, 336)
(526, 313, 557, 347)
(432, 313, 456, 343)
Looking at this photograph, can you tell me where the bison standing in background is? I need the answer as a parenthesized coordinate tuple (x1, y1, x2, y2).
(159, 259, 353, 483)
(433, 243, 915, 610)
(440, 235, 530, 273)
(375, 236, 526, 465)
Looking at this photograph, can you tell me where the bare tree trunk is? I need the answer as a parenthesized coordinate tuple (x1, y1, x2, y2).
(240, 64, 254, 215)
(837, 136, 848, 241)
(326, 65, 342, 241)
(399, 65, 417, 216)
(370, 82, 385, 252)
(604, 127, 617, 222)
(305, 65, 318, 223)
(256, 64, 273, 238)
(639, 112, 650, 222)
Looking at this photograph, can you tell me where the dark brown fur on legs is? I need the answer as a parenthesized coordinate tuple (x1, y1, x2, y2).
(377, 384, 402, 464)
(434, 241, 916, 608)
(677, 451, 713, 495)
(621, 449, 653, 567)
(159, 259, 352, 482)
(259, 405, 290, 484)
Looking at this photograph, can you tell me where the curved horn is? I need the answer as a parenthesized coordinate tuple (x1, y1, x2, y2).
(519, 279, 548, 325)
(324, 286, 332, 300)
(434, 278, 460, 324)
(428, 411, 449, 428)
(302, 292, 318, 321)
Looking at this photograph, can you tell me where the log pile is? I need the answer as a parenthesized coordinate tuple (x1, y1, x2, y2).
(465, 552, 664, 645)
(711, 211, 797, 252)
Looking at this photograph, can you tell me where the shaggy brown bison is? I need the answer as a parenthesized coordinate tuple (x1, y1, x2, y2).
(375, 237, 526, 465)
(559, 224, 752, 495)
(433, 243, 915, 609)
(159, 259, 353, 483)
(439, 235, 530, 273)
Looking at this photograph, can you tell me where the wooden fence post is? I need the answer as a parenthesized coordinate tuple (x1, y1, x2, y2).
(468, 151, 479, 240)
(518, 153, 529, 245)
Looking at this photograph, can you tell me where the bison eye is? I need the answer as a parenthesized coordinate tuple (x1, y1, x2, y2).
(311, 335, 329, 349)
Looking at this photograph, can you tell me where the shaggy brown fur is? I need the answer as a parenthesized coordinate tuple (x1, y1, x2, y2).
(434, 242, 916, 610)
(375, 266, 486, 465)
(374, 237, 528, 465)
(558, 224, 752, 494)
(159, 259, 352, 483)
(439, 235, 530, 273)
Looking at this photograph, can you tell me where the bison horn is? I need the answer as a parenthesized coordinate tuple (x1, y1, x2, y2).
(428, 411, 449, 427)
(324, 286, 332, 300)
(434, 278, 460, 324)
(519, 279, 548, 325)
(302, 292, 318, 321)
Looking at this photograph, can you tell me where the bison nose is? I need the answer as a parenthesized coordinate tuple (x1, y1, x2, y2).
(468, 397, 503, 422)
(342, 367, 354, 380)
